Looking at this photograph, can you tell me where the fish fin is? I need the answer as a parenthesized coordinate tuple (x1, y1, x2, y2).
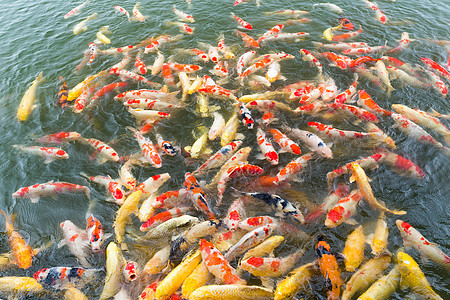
(344, 218, 358, 225)
(349, 175, 356, 183)
(255, 153, 266, 160)
(96, 156, 109, 164)
(402, 238, 412, 250)
(399, 277, 409, 290)
(260, 276, 275, 290)
(30, 197, 40, 203)
(43, 156, 57, 164)
(235, 133, 246, 140)
(57, 239, 66, 248)
(366, 234, 374, 247)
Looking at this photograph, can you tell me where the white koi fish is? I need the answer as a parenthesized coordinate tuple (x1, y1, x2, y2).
(64, 0, 89, 19)
(173, 5, 195, 23)
(282, 126, 333, 158)
(73, 13, 98, 35)
(59, 221, 91, 268)
(313, 3, 343, 14)
(12, 145, 68, 164)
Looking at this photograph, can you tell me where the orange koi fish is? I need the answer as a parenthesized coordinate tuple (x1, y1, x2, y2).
(332, 28, 363, 41)
(184, 172, 216, 220)
(235, 30, 259, 48)
(57, 76, 69, 108)
(316, 235, 343, 300)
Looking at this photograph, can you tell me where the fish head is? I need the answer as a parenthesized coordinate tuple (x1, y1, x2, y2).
(33, 268, 50, 282)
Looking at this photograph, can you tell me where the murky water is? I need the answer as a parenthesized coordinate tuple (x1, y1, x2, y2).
(0, 0, 449, 299)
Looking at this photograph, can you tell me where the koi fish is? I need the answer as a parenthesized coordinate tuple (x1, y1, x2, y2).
(127, 127, 162, 168)
(85, 214, 107, 253)
(231, 12, 252, 30)
(128, 109, 170, 122)
(308, 122, 376, 140)
(325, 190, 362, 228)
(235, 30, 259, 48)
(194, 140, 242, 176)
(358, 90, 392, 116)
(350, 162, 407, 214)
(184, 172, 216, 219)
(396, 220, 450, 271)
(110, 68, 159, 87)
(300, 49, 323, 74)
(17, 72, 45, 121)
(59, 220, 91, 268)
(224, 197, 246, 231)
(100, 45, 137, 55)
(89, 81, 128, 106)
(73, 13, 97, 35)
(13, 181, 90, 203)
(167, 62, 202, 73)
(368, 212, 389, 256)
(268, 127, 301, 154)
(258, 24, 284, 43)
(332, 28, 363, 41)
(81, 173, 125, 205)
(34, 267, 100, 290)
(274, 262, 315, 300)
(56, 76, 69, 108)
(420, 65, 449, 97)
(99, 242, 126, 299)
(315, 51, 347, 69)
(328, 103, 379, 122)
(116, 89, 178, 102)
(132, 2, 148, 22)
(64, 0, 89, 19)
(375, 60, 395, 96)
(358, 267, 401, 300)
(313, 41, 369, 51)
(264, 10, 309, 17)
(144, 35, 182, 54)
(348, 56, 380, 68)
(342, 225, 365, 272)
(259, 32, 309, 44)
(217, 164, 264, 203)
(340, 18, 354, 30)
(313, 3, 343, 13)
(79, 137, 120, 164)
(143, 215, 198, 239)
(114, 6, 131, 21)
(316, 235, 343, 300)
(343, 43, 388, 56)
(334, 78, 358, 104)
(191, 285, 274, 299)
(34, 131, 81, 144)
(12, 145, 68, 164)
(256, 127, 279, 165)
(123, 261, 139, 282)
(323, 24, 343, 41)
(0, 210, 37, 269)
(173, 5, 194, 23)
(166, 20, 194, 35)
(241, 249, 304, 277)
(282, 126, 333, 158)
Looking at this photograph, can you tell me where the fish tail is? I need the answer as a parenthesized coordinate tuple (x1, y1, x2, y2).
(87, 13, 98, 20)
(386, 86, 395, 97)
(34, 71, 45, 84)
(0, 210, 12, 232)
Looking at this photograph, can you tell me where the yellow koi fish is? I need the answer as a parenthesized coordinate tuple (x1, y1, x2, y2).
(0, 276, 44, 298)
(274, 262, 316, 300)
(113, 190, 142, 244)
(342, 225, 365, 272)
(67, 69, 108, 101)
(181, 261, 211, 299)
(99, 242, 126, 300)
(368, 212, 389, 256)
(357, 266, 400, 300)
(17, 72, 45, 121)
(189, 285, 274, 300)
(96, 26, 111, 44)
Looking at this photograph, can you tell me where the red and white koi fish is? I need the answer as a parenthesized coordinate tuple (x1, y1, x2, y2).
(238, 216, 275, 231)
(132, 2, 148, 22)
(225, 197, 246, 231)
(289, 84, 314, 101)
(194, 140, 242, 176)
(12, 145, 68, 164)
(332, 28, 363, 41)
(258, 24, 284, 43)
(200, 239, 246, 284)
(34, 131, 81, 144)
(325, 190, 362, 228)
(378, 149, 425, 178)
(134, 52, 147, 75)
(308, 122, 376, 140)
(140, 207, 190, 231)
(73, 88, 93, 113)
(114, 6, 131, 21)
(156, 134, 177, 156)
(392, 113, 450, 156)
(282, 126, 333, 158)
(241, 249, 304, 277)
(388, 65, 429, 89)
(13, 181, 90, 203)
(144, 35, 182, 54)
(297, 85, 324, 103)
(152, 188, 187, 210)
(79, 137, 120, 163)
(300, 49, 323, 74)
(109, 68, 157, 87)
(305, 183, 350, 222)
(235, 30, 259, 48)
(87, 43, 98, 65)
(180, 48, 209, 62)
(418, 65, 449, 97)
(348, 56, 380, 68)
(211, 61, 228, 77)
(81, 173, 125, 205)
(184, 172, 216, 220)
(275, 152, 315, 183)
(265, 61, 283, 82)
(327, 103, 379, 122)
(136, 173, 170, 194)
(259, 32, 309, 44)
(392, 104, 450, 144)
(225, 224, 277, 261)
(123, 261, 139, 282)
(173, 5, 194, 23)
(321, 78, 338, 101)
(388, 32, 412, 53)
(313, 41, 369, 51)
(64, 0, 89, 19)
(240, 57, 275, 79)
(167, 62, 202, 74)
(234, 0, 253, 5)
(34, 266, 100, 289)
(326, 153, 386, 188)
(166, 21, 194, 35)
(116, 89, 179, 102)
(264, 10, 309, 17)
(367, 123, 396, 149)
(197, 82, 238, 102)
(396, 220, 450, 271)
(119, 160, 136, 190)
(422, 57, 450, 81)
(237, 51, 256, 76)
(239, 102, 254, 129)
(231, 13, 252, 30)
(334, 78, 358, 104)
(85, 214, 106, 252)
(253, 52, 295, 63)
(217, 164, 264, 203)
(89, 82, 128, 106)
(268, 127, 301, 154)
(123, 99, 176, 111)
(128, 109, 170, 122)
(373, 3, 388, 24)
(161, 63, 176, 86)
(216, 34, 235, 59)
(127, 127, 162, 168)
(343, 43, 388, 55)
(100, 45, 137, 56)
(59, 220, 91, 268)
(381, 56, 418, 75)
(256, 127, 279, 165)
(315, 51, 347, 69)
(109, 54, 131, 72)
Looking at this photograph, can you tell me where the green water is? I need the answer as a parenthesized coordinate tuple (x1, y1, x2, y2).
(0, 0, 449, 298)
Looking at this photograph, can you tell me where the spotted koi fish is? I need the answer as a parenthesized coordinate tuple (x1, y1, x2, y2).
(184, 173, 216, 219)
(334, 79, 358, 104)
(238, 216, 275, 231)
(282, 125, 333, 158)
(152, 188, 187, 210)
(392, 113, 450, 156)
(156, 134, 177, 156)
(115, 89, 179, 102)
(275, 152, 315, 183)
(316, 235, 343, 300)
(258, 24, 284, 43)
(224, 223, 277, 261)
(13, 145, 68, 164)
(57, 76, 69, 108)
(300, 49, 323, 74)
(326, 153, 386, 188)
(134, 52, 147, 75)
(144, 35, 182, 54)
(240, 57, 274, 80)
(136, 173, 171, 194)
(127, 127, 162, 168)
(238, 102, 254, 129)
(13, 181, 90, 203)
(313, 41, 368, 51)
(315, 51, 347, 69)
(332, 28, 363, 41)
(113, 5, 131, 21)
(235, 30, 259, 48)
(217, 164, 264, 204)
(110, 68, 159, 87)
(231, 12, 252, 30)
(79, 137, 120, 164)
(64, 0, 89, 19)
(378, 150, 425, 178)
(34, 131, 81, 144)
(59, 220, 91, 268)
(197, 82, 238, 102)
(343, 43, 388, 56)
(85, 214, 106, 252)
(325, 190, 362, 228)
(99, 45, 137, 55)
(268, 127, 301, 154)
(123, 261, 139, 282)
(34, 267, 100, 289)
(240, 191, 304, 224)
(89, 81, 128, 106)
(167, 62, 202, 74)
(225, 197, 246, 231)
(181, 48, 209, 62)
(199, 239, 246, 284)
(173, 5, 194, 23)
(308, 122, 376, 140)
(119, 159, 136, 190)
(80, 173, 125, 205)
(348, 56, 380, 68)
(123, 99, 176, 111)
(256, 127, 279, 165)
(194, 140, 243, 176)
(305, 183, 350, 222)
(357, 90, 392, 116)
(241, 249, 304, 277)
(396, 220, 450, 271)
(419, 66, 449, 97)
(259, 32, 309, 44)
(328, 103, 379, 123)
(140, 207, 190, 232)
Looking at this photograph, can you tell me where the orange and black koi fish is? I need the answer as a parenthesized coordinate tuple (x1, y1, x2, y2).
(57, 76, 69, 108)
(316, 235, 343, 300)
